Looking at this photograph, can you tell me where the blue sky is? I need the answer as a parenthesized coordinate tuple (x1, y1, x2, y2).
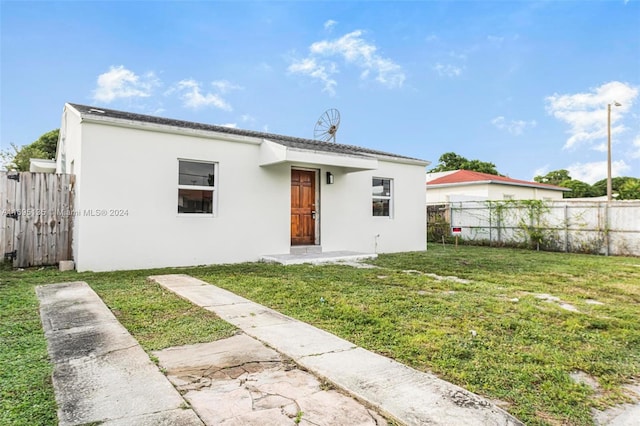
(1, 0, 639, 183)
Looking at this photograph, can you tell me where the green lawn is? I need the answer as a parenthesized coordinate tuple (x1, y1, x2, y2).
(0, 267, 236, 426)
(1, 245, 638, 425)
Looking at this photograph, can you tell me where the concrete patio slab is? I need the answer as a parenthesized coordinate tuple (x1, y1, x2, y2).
(101, 408, 205, 426)
(152, 333, 281, 371)
(36, 282, 202, 426)
(260, 250, 377, 265)
(151, 274, 524, 426)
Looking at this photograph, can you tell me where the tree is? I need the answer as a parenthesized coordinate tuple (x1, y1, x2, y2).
(1, 129, 59, 171)
(560, 179, 596, 198)
(617, 178, 640, 200)
(428, 152, 500, 175)
(532, 169, 640, 200)
(534, 169, 571, 186)
(592, 177, 638, 198)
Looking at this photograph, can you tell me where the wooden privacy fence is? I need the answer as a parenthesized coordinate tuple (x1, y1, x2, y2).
(1, 171, 74, 267)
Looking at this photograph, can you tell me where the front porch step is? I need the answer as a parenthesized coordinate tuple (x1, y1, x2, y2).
(290, 245, 322, 255)
(260, 251, 378, 266)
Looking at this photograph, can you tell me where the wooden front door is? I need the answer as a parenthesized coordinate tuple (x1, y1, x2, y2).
(291, 169, 316, 245)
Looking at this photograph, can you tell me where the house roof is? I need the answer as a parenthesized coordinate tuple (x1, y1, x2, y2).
(67, 103, 428, 165)
(426, 170, 570, 191)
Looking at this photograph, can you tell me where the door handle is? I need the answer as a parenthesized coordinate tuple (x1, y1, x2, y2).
(312, 211, 316, 219)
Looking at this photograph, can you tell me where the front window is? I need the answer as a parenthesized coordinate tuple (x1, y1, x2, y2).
(372, 178, 392, 217)
(178, 160, 216, 214)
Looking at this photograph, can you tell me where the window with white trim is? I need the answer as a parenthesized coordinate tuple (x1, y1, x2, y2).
(178, 160, 216, 214)
(372, 177, 393, 217)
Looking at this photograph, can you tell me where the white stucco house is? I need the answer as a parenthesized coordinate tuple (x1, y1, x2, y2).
(426, 170, 569, 204)
(56, 103, 429, 272)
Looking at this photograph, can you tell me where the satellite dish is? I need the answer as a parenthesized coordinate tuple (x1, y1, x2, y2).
(314, 108, 340, 142)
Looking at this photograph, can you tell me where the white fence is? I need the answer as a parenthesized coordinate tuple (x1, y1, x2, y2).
(434, 200, 640, 256)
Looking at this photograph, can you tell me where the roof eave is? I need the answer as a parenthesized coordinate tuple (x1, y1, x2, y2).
(373, 155, 430, 167)
(427, 180, 569, 191)
(75, 111, 263, 145)
(66, 103, 430, 165)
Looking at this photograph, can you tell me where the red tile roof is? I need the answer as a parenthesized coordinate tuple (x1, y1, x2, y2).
(426, 170, 569, 191)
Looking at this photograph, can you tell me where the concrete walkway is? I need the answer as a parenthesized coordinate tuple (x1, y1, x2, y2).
(36, 281, 387, 425)
(593, 382, 640, 426)
(153, 334, 386, 425)
(150, 274, 523, 426)
(36, 282, 203, 425)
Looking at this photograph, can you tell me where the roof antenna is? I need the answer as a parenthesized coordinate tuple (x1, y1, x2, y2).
(313, 108, 340, 142)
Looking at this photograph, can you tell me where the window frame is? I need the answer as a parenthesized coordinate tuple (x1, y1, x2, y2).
(372, 177, 393, 218)
(177, 159, 217, 216)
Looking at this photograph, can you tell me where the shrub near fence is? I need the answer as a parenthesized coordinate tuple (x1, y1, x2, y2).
(1, 171, 74, 267)
(428, 200, 640, 256)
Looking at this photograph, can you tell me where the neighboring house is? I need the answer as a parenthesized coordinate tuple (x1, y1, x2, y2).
(426, 170, 569, 204)
(29, 158, 56, 172)
(55, 103, 430, 271)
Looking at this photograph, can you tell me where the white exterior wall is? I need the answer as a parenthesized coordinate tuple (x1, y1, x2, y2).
(73, 122, 291, 271)
(426, 185, 489, 203)
(486, 184, 564, 201)
(427, 183, 564, 203)
(57, 108, 83, 262)
(320, 161, 426, 254)
(67, 114, 426, 271)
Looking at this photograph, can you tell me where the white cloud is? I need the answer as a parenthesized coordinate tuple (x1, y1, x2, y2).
(631, 135, 640, 159)
(324, 19, 337, 30)
(592, 142, 608, 153)
(218, 123, 237, 128)
(432, 51, 467, 78)
(545, 81, 638, 150)
(93, 65, 159, 103)
(92, 66, 243, 112)
(210, 80, 243, 93)
(288, 29, 404, 94)
(491, 116, 537, 135)
(532, 165, 550, 180)
(448, 51, 467, 61)
(567, 160, 630, 184)
(433, 63, 462, 77)
(257, 62, 273, 73)
(172, 79, 233, 110)
(487, 35, 505, 45)
(288, 57, 337, 95)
